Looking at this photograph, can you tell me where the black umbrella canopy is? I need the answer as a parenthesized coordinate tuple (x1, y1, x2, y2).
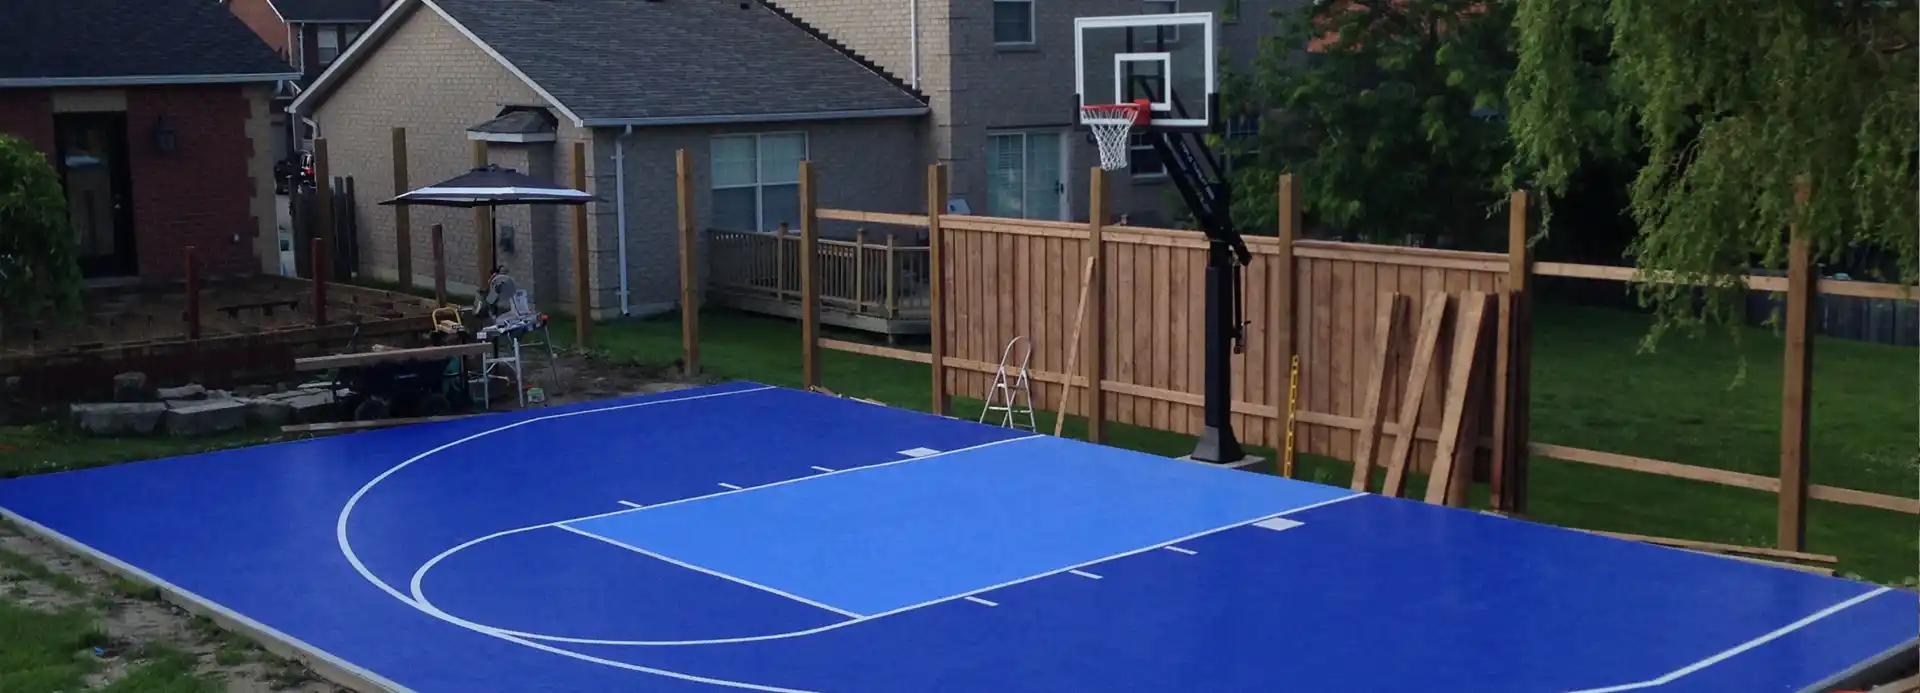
(379, 164, 596, 208)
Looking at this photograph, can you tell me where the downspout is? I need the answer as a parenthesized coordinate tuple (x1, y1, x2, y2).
(908, 0, 919, 88)
(615, 125, 633, 315)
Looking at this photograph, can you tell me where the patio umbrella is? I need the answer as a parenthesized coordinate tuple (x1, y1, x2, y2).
(379, 164, 598, 277)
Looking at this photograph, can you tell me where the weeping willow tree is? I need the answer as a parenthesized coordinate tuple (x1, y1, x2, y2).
(1507, 0, 1918, 344)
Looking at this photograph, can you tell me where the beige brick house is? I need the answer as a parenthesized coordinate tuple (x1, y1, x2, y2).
(289, 0, 928, 319)
(773, 0, 1301, 226)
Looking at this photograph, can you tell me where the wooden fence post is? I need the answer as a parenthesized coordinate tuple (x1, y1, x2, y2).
(472, 140, 491, 280)
(392, 127, 412, 290)
(884, 232, 898, 318)
(1778, 181, 1815, 551)
(184, 246, 200, 340)
(1491, 190, 1536, 513)
(928, 163, 949, 416)
(572, 140, 593, 348)
(677, 149, 700, 377)
(314, 138, 333, 256)
(431, 224, 446, 305)
(311, 237, 329, 327)
(1272, 174, 1300, 474)
(799, 160, 820, 390)
(854, 229, 868, 310)
(1085, 167, 1108, 443)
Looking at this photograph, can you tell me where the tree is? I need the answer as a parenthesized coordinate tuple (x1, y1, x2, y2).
(1507, 0, 1918, 341)
(0, 134, 81, 341)
(1223, 0, 1518, 249)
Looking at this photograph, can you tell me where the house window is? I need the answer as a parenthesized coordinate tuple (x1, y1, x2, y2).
(1143, 0, 1179, 42)
(711, 133, 807, 232)
(344, 25, 363, 47)
(1128, 134, 1166, 178)
(993, 0, 1034, 45)
(987, 131, 1065, 220)
(317, 27, 341, 65)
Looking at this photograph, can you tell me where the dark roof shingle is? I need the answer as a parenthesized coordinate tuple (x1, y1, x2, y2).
(432, 0, 926, 124)
(269, 0, 386, 23)
(0, 0, 296, 84)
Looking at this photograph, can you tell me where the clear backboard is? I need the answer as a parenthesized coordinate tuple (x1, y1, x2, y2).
(1074, 12, 1216, 132)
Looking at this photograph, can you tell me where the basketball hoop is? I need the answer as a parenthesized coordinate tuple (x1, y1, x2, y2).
(1081, 99, 1151, 171)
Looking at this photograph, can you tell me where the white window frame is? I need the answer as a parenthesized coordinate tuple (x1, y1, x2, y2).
(711, 132, 810, 232)
(1128, 134, 1166, 179)
(993, 0, 1035, 45)
(316, 26, 341, 65)
(1143, 0, 1180, 42)
(986, 130, 1070, 221)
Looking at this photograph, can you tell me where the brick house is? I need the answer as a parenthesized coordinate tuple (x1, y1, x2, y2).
(0, 0, 298, 282)
(774, 0, 1299, 226)
(221, 0, 392, 160)
(289, 0, 928, 319)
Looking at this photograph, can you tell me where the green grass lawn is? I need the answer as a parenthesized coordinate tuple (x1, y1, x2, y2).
(551, 303, 1917, 583)
(0, 601, 218, 693)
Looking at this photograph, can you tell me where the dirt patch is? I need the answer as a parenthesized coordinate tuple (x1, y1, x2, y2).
(528, 349, 701, 407)
(0, 524, 343, 692)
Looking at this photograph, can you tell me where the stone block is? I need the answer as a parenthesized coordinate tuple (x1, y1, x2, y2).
(156, 384, 207, 401)
(241, 398, 292, 428)
(234, 384, 277, 398)
(112, 372, 152, 402)
(164, 400, 249, 437)
(70, 402, 168, 436)
(284, 392, 338, 423)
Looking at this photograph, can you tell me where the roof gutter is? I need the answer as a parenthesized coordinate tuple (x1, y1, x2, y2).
(579, 106, 928, 128)
(0, 73, 303, 88)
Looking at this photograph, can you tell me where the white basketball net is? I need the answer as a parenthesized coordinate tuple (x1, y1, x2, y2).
(1082, 104, 1146, 171)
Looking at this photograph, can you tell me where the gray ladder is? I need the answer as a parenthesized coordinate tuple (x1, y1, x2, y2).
(979, 336, 1037, 431)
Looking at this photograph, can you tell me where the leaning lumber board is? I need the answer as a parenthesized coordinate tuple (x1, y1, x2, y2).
(281, 414, 476, 435)
(293, 342, 489, 371)
(1349, 293, 1409, 491)
(1380, 292, 1451, 497)
(1053, 256, 1099, 437)
(1426, 291, 1493, 506)
(1585, 530, 1839, 564)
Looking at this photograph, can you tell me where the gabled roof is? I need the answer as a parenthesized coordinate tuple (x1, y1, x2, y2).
(293, 0, 927, 127)
(0, 0, 299, 88)
(269, 0, 385, 23)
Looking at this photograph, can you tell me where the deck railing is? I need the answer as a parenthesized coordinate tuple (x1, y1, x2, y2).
(707, 228, 932, 323)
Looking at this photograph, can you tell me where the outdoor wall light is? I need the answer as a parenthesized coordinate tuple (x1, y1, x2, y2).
(152, 116, 177, 154)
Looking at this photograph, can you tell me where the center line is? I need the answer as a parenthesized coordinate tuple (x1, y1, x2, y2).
(717, 482, 743, 490)
(963, 596, 999, 607)
(1163, 546, 1198, 555)
(1068, 569, 1103, 580)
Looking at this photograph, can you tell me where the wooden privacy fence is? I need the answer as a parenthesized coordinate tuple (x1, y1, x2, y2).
(669, 156, 1919, 552)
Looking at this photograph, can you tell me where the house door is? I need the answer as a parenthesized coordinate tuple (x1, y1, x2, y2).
(56, 112, 136, 278)
(987, 131, 1067, 220)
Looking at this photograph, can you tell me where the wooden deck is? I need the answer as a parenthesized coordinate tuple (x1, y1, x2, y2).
(706, 228, 931, 340)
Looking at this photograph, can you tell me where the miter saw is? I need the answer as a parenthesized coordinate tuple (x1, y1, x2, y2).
(470, 267, 548, 341)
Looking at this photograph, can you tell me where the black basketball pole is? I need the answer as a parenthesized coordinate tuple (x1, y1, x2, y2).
(1148, 128, 1249, 464)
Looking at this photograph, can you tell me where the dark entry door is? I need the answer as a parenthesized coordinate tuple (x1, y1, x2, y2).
(55, 112, 136, 278)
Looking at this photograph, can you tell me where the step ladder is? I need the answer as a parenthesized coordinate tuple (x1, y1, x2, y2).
(979, 336, 1037, 432)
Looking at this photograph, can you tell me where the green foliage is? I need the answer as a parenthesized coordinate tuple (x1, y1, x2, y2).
(1508, 0, 1919, 342)
(0, 134, 81, 330)
(1224, 0, 1518, 248)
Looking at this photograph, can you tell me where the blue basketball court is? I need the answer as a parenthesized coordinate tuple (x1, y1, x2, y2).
(0, 382, 1912, 692)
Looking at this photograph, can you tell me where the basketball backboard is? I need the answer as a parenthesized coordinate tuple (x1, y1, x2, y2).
(1074, 12, 1216, 132)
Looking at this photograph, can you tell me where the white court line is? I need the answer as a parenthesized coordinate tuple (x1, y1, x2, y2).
(1163, 546, 1198, 555)
(617, 501, 645, 509)
(1563, 587, 1896, 693)
(964, 596, 999, 607)
(449, 491, 1369, 647)
(898, 447, 941, 457)
(555, 525, 862, 618)
(718, 483, 744, 490)
(810, 466, 835, 473)
(1068, 570, 1103, 580)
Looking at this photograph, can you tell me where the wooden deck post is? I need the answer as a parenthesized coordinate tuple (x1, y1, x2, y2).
(430, 224, 446, 306)
(884, 232, 899, 318)
(572, 140, 593, 348)
(314, 138, 333, 268)
(392, 127, 412, 290)
(676, 149, 700, 377)
(854, 229, 868, 311)
(1084, 166, 1108, 443)
(799, 160, 820, 390)
(311, 237, 329, 327)
(472, 140, 492, 280)
(1272, 174, 1300, 474)
(928, 163, 949, 416)
(1778, 181, 1815, 551)
(184, 246, 200, 340)
(1491, 190, 1536, 513)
